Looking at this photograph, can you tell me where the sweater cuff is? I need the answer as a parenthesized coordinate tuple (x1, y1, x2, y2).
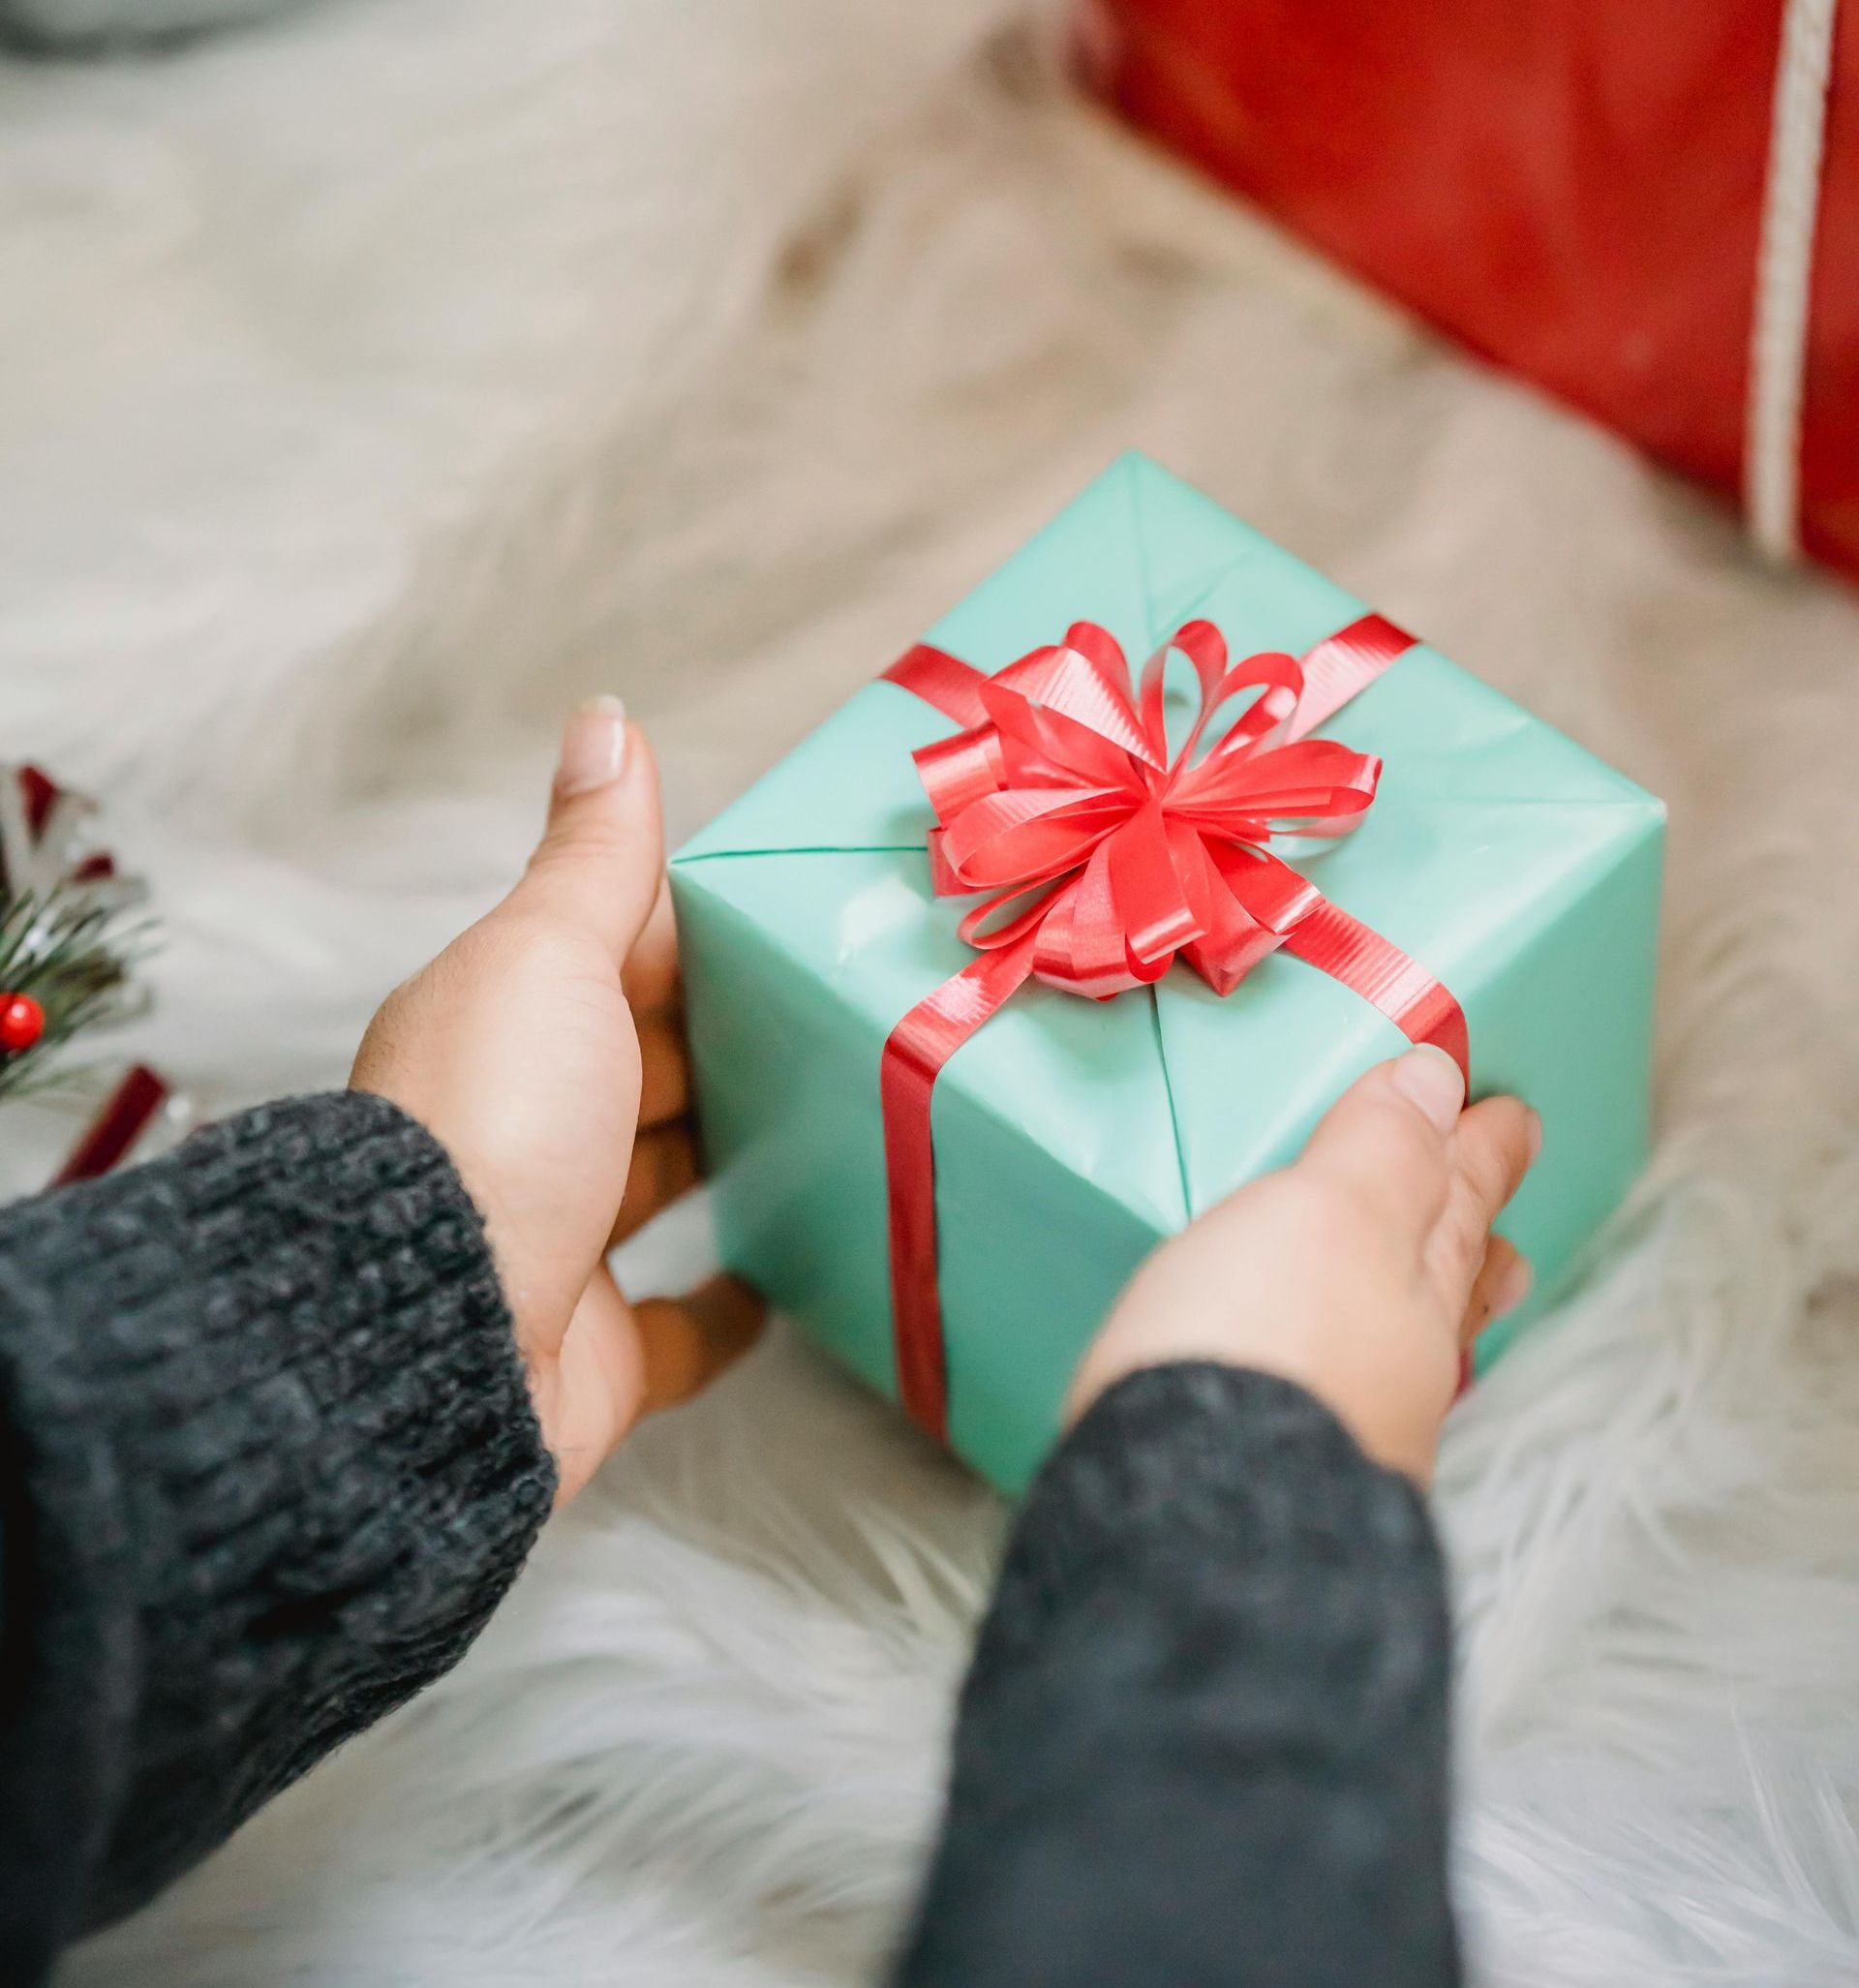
(898, 1364, 1458, 1988)
(973, 1362, 1442, 1686)
(0, 1090, 555, 1949)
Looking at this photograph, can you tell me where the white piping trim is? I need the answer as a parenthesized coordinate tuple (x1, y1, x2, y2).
(1746, 0, 1840, 563)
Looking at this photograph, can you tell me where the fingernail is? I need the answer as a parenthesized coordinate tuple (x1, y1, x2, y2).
(1527, 1110, 1544, 1164)
(1494, 1254, 1534, 1318)
(1390, 1044, 1465, 1133)
(556, 694, 629, 795)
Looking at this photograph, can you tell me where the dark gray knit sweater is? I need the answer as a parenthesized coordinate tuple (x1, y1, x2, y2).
(0, 1092, 1456, 1986)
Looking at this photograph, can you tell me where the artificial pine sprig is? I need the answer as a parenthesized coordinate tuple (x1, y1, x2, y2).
(0, 881, 149, 1103)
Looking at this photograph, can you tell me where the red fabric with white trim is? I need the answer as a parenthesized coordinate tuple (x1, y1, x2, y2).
(1085, 1, 1859, 582)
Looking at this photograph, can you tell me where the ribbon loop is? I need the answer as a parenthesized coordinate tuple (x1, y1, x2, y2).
(904, 616, 1402, 1001)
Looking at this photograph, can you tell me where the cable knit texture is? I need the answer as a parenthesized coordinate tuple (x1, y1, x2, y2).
(0, 1091, 555, 1981)
(895, 1362, 1458, 1988)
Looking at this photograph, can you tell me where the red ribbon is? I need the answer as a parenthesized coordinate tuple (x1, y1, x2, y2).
(878, 613, 1468, 1442)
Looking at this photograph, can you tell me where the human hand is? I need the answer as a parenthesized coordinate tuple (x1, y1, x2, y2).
(351, 697, 762, 1503)
(1069, 1046, 1539, 1483)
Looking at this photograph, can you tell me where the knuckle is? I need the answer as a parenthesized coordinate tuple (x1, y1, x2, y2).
(1457, 1139, 1517, 1219)
(531, 816, 632, 875)
(1376, 1096, 1449, 1173)
(1234, 1172, 1357, 1257)
(351, 963, 448, 1090)
(1314, 1165, 1395, 1234)
(1312, 1101, 1448, 1224)
(475, 903, 556, 968)
(370, 969, 435, 1045)
(1439, 1193, 1494, 1279)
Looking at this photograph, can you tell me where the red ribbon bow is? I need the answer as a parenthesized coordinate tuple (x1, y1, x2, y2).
(879, 613, 1468, 1441)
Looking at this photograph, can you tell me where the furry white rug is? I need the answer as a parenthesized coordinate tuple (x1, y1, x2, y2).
(4, 3, 1858, 1982)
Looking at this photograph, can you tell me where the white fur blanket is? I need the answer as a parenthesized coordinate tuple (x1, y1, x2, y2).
(5, 4, 1858, 1982)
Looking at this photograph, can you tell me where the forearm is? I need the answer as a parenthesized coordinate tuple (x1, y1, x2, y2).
(0, 1092, 554, 1973)
(895, 1362, 1458, 1988)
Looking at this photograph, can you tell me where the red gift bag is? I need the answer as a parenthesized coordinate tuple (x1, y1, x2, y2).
(1084, 0, 1858, 580)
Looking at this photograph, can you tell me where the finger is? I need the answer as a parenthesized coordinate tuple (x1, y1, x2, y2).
(1298, 1045, 1466, 1234)
(1452, 1097, 1539, 1225)
(549, 1268, 764, 1501)
(630, 1273, 765, 1420)
(507, 698, 664, 968)
(622, 877, 681, 1016)
(1426, 1097, 1540, 1311)
(637, 1011, 689, 1127)
(1458, 1235, 1532, 1347)
(545, 1264, 645, 1504)
(609, 1120, 700, 1248)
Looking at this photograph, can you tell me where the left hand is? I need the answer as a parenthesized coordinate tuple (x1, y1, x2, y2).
(351, 696, 762, 1503)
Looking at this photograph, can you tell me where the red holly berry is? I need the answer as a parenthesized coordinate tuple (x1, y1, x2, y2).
(0, 993, 46, 1054)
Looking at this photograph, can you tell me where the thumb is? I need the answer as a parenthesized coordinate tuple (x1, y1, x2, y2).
(1299, 1044, 1466, 1234)
(511, 696, 664, 966)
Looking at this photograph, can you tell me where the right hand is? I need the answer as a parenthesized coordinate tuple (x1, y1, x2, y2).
(1068, 1045, 1540, 1483)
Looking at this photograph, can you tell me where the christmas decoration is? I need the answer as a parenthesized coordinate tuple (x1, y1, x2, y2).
(0, 992, 46, 1054)
(0, 763, 184, 1188)
(0, 763, 149, 1101)
(49, 1063, 178, 1186)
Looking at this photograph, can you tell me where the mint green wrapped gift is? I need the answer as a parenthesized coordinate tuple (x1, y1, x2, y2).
(670, 453, 1663, 1494)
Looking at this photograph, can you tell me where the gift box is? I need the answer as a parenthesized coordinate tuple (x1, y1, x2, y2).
(1082, 1, 1859, 579)
(671, 454, 1664, 1493)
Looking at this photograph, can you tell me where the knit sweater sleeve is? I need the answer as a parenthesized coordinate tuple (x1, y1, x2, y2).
(0, 1091, 556, 1979)
(894, 1362, 1459, 1988)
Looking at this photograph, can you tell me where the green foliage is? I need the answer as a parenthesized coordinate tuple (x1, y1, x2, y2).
(0, 885, 148, 1101)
